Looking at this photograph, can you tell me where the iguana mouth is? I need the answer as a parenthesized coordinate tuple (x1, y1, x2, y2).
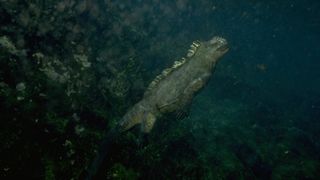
(208, 36, 229, 52)
(217, 43, 229, 52)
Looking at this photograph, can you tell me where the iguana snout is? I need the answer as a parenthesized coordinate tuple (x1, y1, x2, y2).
(204, 36, 229, 60)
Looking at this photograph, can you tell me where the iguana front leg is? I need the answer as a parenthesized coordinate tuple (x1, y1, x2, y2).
(156, 97, 179, 112)
(183, 73, 211, 101)
(156, 73, 211, 114)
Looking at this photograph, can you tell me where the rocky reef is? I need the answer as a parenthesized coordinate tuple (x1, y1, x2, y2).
(1, 1, 319, 180)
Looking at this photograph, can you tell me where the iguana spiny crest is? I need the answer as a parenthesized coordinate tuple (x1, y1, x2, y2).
(145, 40, 201, 94)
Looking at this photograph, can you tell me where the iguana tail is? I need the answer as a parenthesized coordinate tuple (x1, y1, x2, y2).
(84, 127, 120, 180)
(84, 101, 157, 179)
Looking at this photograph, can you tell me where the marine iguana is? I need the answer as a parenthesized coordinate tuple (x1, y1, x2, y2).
(85, 36, 229, 179)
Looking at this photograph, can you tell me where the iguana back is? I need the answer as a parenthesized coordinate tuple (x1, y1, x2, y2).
(119, 36, 229, 133)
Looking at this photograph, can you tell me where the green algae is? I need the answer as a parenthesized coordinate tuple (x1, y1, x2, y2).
(0, 1, 319, 180)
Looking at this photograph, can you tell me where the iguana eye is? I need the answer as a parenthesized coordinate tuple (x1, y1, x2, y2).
(209, 36, 226, 45)
(209, 38, 218, 45)
(208, 37, 228, 52)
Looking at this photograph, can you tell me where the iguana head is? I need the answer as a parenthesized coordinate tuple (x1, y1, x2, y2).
(202, 36, 229, 61)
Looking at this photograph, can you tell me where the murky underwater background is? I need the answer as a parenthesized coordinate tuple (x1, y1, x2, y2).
(0, 0, 319, 179)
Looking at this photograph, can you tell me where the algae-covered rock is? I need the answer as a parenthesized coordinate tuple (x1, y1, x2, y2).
(107, 163, 139, 180)
(0, 36, 17, 54)
(43, 157, 55, 180)
(1, 1, 319, 180)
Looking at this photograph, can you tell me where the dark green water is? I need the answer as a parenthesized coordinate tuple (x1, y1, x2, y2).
(0, 0, 319, 179)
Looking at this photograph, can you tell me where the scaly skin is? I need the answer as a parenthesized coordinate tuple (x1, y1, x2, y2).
(85, 36, 229, 180)
(118, 36, 229, 133)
